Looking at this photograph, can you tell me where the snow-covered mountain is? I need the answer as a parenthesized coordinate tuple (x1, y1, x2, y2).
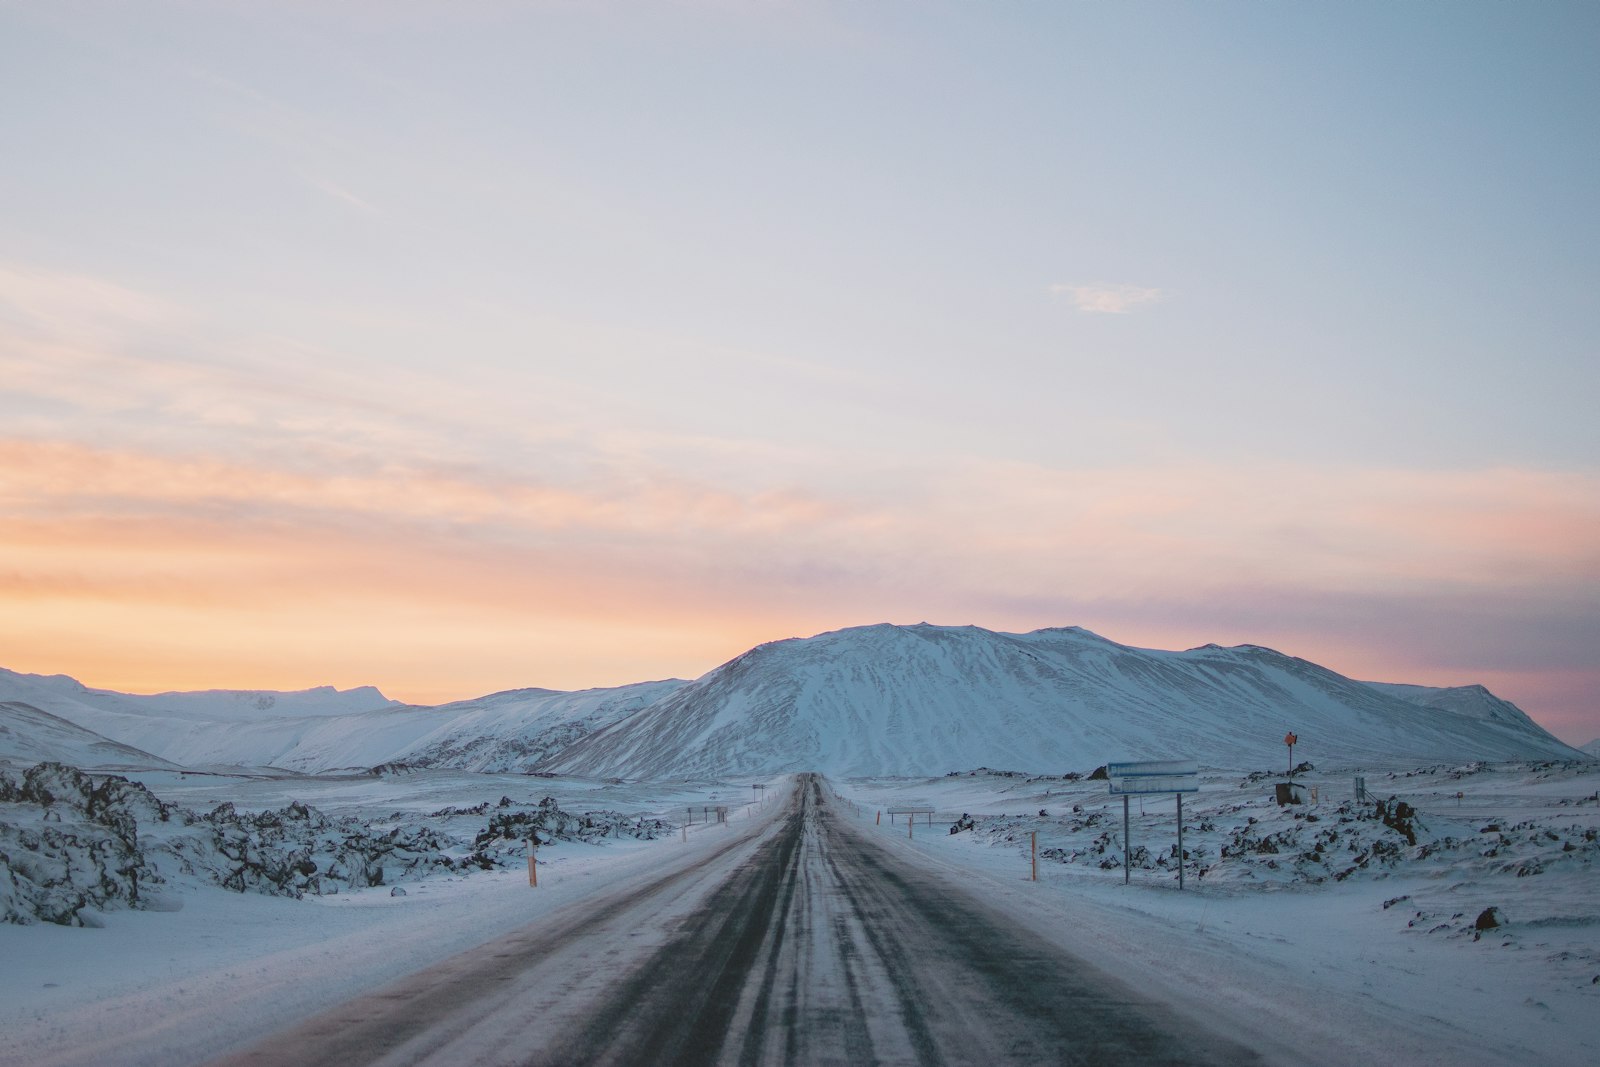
(389, 682, 687, 772)
(0, 701, 179, 771)
(1362, 680, 1545, 731)
(539, 624, 1585, 778)
(2, 625, 1584, 777)
(1581, 739, 1600, 759)
(0, 669, 396, 724)
(0, 667, 685, 774)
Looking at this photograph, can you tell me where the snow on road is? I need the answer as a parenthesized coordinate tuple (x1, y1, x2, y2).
(208, 775, 1257, 1066)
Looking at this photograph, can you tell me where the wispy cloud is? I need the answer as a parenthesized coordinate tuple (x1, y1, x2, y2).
(295, 169, 380, 214)
(3, 261, 1594, 739)
(5, 427, 1597, 716)
(1050, 282, 1163, 314)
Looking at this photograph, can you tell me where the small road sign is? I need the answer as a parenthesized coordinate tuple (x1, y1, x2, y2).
(1105, 760, 1199, 889)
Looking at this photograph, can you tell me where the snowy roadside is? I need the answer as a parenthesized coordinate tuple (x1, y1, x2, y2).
(832, 762, 1600, 1066)
(0, 769, 790, 1067)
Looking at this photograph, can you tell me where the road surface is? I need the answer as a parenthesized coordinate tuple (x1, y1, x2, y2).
(211, 774, 1260, 1066)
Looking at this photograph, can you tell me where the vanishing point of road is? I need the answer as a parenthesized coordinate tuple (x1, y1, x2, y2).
(211, 774, 1261, 1066)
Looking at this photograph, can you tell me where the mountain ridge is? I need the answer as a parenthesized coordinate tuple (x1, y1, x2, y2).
(538, 624, 1584, 777)
(2, 624, 1586, 776)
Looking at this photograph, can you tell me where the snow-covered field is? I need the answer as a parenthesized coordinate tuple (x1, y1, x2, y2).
(3, 759, 1598, 1065)
(836, 760, 1600, 1065)
(0, 767, 781, 1066)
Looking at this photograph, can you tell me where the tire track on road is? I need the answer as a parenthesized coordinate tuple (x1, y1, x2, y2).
(214, 776, 1262, 1066)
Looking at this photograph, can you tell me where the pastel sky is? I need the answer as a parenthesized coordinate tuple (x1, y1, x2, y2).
(2, 2, 1596, 744)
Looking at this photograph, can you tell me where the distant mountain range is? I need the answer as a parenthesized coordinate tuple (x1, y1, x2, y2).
(2, 625, 1589, 777)
(0, 701, 178, 771)
(0, 668, 679, 774)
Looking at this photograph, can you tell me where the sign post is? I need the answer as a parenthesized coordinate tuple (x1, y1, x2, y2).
(1285, 732, 1298, 776)
(1177, 792, 1184, 890)
(1122, 795, 1131, 885)
(1107, 760, 1199, 889)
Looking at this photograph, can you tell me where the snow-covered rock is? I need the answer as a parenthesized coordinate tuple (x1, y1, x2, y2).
(0, 763, 167, 925)
(0, 762, 677, 925)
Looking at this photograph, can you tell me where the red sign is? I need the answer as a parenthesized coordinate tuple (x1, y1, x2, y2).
(1284, 732, 1298, 747)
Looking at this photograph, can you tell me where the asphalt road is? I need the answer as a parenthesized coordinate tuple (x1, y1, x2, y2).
(210, 775, 1260, 1066)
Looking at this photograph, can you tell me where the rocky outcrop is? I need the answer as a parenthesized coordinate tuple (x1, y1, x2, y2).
(0, 763, 165, 925)
(1, 762, 674, 926)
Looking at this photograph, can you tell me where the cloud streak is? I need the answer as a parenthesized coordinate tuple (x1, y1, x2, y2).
(3, 423, 1596, 737)
(1050, 282, 1163, 314)
(3, 262, 1595, 743)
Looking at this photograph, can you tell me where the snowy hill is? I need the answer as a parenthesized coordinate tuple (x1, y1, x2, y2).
(0, 667, 686, 774)
(124, 684, 397, 720)
(0, 702, 179, 771)
(2, 626, 1583, 777)
(389, 682, 687, 773)
(1362, 680, 1544, 731)
(539, 624, 1585, 778)
(0, 669, 396, 724)
(1581, 739, 1600, 759)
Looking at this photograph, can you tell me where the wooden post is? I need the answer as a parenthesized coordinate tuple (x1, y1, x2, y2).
(876, 810, 881, 825)
(527, 848, 537, 888)
(1031, 831, 1037, 882)
(1176, 792, 1184, 891)
(908, 815, 913, 839)
(682, 822, 687, 842)
(1123, 795, 1131, 886)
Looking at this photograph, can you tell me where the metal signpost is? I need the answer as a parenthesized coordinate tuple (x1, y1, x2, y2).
(1285, 732, 1298, 776)
(1106, 760, 1199, 889)
(887, 807, 934, 839)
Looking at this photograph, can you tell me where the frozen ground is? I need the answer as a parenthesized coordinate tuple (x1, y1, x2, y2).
(2, 761, 1597, 1065)
(0, 768, 780, 1066)
(836, 760, 1600, 1065)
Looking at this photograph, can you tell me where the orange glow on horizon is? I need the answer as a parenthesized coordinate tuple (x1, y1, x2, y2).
(4, 435, 1597, 743)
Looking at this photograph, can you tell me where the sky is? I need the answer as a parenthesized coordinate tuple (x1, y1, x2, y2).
(1, 1, 1596, 744)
